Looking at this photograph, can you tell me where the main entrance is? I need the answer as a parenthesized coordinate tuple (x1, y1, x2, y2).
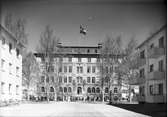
(77, 87, 82, 94)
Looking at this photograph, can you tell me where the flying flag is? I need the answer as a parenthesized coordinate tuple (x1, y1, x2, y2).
(80, 25, 87, 35)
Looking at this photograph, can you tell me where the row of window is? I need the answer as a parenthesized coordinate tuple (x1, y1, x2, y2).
(1, 37, 20, 57)
(41, 76, 54, 83)
(59, 57, 100, 63)
(139, 59, 164, 77)
(1, 59, 20, 76)
(1, 82, 19, 95)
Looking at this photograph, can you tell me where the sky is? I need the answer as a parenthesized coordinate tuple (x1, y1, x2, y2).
(1, 0, 166, 52)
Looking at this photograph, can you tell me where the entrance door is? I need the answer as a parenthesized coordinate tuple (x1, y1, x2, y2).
(77, 87, 82, 95)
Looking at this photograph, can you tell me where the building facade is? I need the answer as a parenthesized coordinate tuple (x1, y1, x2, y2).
(35, 43, 125, 102)
(131, 25, 166, 103)
(0, 25, 23, 103)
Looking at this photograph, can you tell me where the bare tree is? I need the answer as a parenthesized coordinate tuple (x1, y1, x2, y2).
(36, 25, 60, 102)
(98, 35, 124, 102)
(22, 51, 40, 100)
(4, 13, 28, 45)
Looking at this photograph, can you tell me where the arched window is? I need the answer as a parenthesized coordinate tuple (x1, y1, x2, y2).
(68, 87, 72, 93)
(114, 87, 118, 93)
(64, 87, 67, 93)
(41, 87, 45, 92)
(105, 87, 109, 93)
(59, 87, 63, 92)
(87, 87, 91, 93)
(92, 87, 95, 93)
(50, 87, 54, 92)
(96, 87, 100, 93)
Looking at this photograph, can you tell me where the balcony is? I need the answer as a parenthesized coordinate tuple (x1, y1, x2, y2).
(148, 47, 165, 58)
(137, 58, 146, 67)
(129, 77, 145, 85)
(147, 95, 164, 103)
(148, 71, 165, 80)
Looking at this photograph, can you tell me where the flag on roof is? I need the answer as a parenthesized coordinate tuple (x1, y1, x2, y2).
(80, 25, 87, 35)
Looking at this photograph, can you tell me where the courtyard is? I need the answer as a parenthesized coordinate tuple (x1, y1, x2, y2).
(0, 102, 149, 117)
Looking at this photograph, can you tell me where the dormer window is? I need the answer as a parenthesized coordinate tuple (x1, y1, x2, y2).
(9, 43, 12, 53)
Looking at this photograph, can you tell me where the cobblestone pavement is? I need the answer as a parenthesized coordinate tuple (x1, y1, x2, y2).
(0, 102, 150, 117)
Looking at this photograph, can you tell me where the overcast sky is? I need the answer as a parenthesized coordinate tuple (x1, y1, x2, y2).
(1, 0, 166, 52)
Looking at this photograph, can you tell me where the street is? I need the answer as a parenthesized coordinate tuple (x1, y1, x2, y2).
(0, 102, 150, 117)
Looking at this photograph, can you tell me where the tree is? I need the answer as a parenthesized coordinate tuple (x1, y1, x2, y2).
(36, 25, 60, 101)
(98, 35, 124, 102)
(4, 13, 28, 45)
(22, 51, 40, 100)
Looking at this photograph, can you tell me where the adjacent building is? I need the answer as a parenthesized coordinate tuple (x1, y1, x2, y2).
(131, 25, 166, 103)
(0, 24, 24, 103)
(35, 43, 125, 102)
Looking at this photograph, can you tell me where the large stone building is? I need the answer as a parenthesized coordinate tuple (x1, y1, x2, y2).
(131, 25, 166, 103)
(35, 43, 125, 102)
(0, 24, 23, 103)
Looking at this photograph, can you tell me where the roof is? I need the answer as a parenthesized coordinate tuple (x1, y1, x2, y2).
(0, 24, 25, 48)
(137, 24, 167, 49)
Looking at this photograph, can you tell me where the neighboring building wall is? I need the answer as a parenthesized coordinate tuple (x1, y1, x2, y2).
(0, 25, 23, 102)
(137, 25, 166, 103)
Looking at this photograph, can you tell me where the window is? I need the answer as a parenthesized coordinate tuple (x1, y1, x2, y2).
(92, 87, 95, 93)
(87, 87, 91, 93)
(149, 85, 153, 95)
(150, 43, 154, 49)
(59, 58, 63, 62)
(1, 59, 5, 70)
(139, 86, 145, 96)
(69, 66, 72, 73)
(16, 85, 19, 95)
(64, 66, 67, 73)
(9, 43, 12, 53)
(95, 49, 97, 53)
(41, 76, 45, 82)
(87, 49, 90, 53)
(92, 77, 95, 83)
(59, 87, 63, 92)
(64, 76, 67, 83)
(59, 66, 62, 72)
(139, 68, 145, 78)
(68, 57, 72, 62)
(96, 87, 100, 93)
(68, 77, 72, 83)
(68, 87, 72, 93)
(87, 77, 90, 83)
(50, 87, 54, 92)
(59, 76, 62, 83)
(106, 67, 108, 73)
(78, 58, 81, 62)
(149, 64, 154, 72)
(16, 48, 20, 57)
(16, 67, 19, 76)
(158, 84, 163, 95)
(88, 58, 91, 62)
(64, 87, 67, 93)
(159, 60, 163, 72)
(41, 87, 45, 92)
(159, 37, 164, 48)
(110, 66, 113, 73)
(92, 66, 96, 73)
(9, 63, 12, 74)
(140, 50, 145, 59)
(87, 66, 91, 73)
(51, 76, 54, 82)
(9, 84, 12, 94)
(77, 77, 82, 83)
(114, 87, 118, 93)
(105, 87, 109, 93)
(77, 66, 83, 73)
(1, 82, 5, 94)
